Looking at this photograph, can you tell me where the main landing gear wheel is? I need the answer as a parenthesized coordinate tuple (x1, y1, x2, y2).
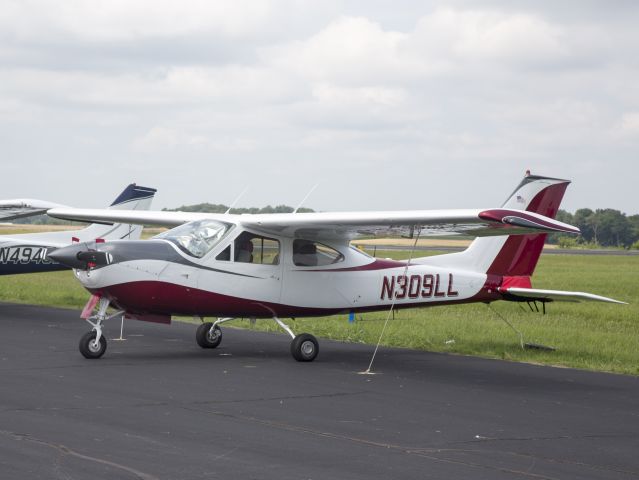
(291, 333, 319, 362)
(79, 331, 107, 359)
(196, 322, 222, 348)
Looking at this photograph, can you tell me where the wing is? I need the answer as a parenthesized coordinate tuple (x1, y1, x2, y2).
(502, 287, 627, 304)
(47, 207, 579, 239)
(0, 199, 67, 221)
(239, 208, 579, 239)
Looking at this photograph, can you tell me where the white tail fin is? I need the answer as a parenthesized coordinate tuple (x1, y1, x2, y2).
(73, 184, 157, 242)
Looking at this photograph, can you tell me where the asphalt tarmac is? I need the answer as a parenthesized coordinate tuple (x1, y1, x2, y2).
(1, 303, 638, 480)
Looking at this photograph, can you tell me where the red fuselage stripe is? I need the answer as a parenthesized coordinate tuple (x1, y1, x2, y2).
(91, 277, 503, 319)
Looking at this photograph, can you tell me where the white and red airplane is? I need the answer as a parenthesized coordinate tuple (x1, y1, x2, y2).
(0, 184, 156, 275)
(47, 174, 624, 361)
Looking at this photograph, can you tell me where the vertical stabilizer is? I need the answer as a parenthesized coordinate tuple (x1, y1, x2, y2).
(420, 174, 570, 277)
(73, 184, 157, 242)
(484, 175, 569, 276)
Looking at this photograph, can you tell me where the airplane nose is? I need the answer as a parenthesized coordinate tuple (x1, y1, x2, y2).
(48, 243, 112, 270)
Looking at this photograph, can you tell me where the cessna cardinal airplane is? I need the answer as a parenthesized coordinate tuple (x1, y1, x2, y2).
(47, 174, 624, 361)
(0, 184, 156, 275)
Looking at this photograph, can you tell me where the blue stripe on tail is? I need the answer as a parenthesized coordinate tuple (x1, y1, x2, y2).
(110, 184, 157, 207)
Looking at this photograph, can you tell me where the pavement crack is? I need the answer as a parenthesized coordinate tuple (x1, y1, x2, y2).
(2, 392, 367, 414)
(436, 432, 639, 476)
(190, 390, 369, 406)
(449, 432, 637, 445)
(178, 408, 563, 479)
(0, 429, 159, 480)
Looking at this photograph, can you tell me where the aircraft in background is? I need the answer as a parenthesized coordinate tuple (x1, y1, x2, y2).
(0, 184, 156, 275)
(48, 174, 625, 361)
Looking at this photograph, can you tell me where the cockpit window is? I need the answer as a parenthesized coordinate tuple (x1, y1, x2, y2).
(155, 220, 233, 258)
(293, 239, 344, 267)
(234, 231, 280, 265)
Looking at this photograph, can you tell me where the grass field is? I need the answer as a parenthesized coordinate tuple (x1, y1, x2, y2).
(0, 250, 636, 375)
(0, 225, 166, 238)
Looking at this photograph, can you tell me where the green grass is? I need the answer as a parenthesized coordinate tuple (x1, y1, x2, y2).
(0, 270, 87, 308)
(0, 252, 636, 375)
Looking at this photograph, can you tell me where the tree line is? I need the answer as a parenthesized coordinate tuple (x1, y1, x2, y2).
(162, 203, 314, 215)
(551, 209, 639, 249)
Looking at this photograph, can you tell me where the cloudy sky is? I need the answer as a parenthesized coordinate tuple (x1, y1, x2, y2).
(1, 0, 637, 213)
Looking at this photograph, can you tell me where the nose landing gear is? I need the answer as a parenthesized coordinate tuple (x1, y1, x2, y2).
(79, 331, 107, 359)
(79, 297, 124, 359)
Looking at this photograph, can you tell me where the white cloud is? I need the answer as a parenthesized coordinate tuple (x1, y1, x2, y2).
(614, 112, 639, 139)
(0, 2, 637, 212)
(311, 84, 406, 107)
(264, 8, 574, 89)
(132, 127, 205, 151)
(415, 9, 567, 66)
(132, 126, 258, 153)
(0, 65, 296, 108)
(2, 0, 274, 41)
(264, 16, 419, 83)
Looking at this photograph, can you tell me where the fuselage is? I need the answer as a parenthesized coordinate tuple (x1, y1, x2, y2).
(0, 235, 69, 275)
(69, 226, 500, 319)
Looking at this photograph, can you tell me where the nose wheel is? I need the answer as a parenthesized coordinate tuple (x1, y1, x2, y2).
(79, 331, 107, 359)
(78, 297, 124, 359)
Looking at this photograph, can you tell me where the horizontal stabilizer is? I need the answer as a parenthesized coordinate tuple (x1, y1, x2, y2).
(502, 287, 627, 304)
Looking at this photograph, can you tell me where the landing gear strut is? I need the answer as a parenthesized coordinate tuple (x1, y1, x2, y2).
(273, 316, 319, 362)
(195, 316, 319, 362)
(79, 297, 123, 359)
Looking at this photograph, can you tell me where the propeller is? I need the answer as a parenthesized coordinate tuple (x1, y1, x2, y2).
(48, 243, 112, 270)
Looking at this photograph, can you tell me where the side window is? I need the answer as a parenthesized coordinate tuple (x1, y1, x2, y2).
(234, 232, 280, 265)
(293, 239, 344, 267)
(216, 245, 231, 261)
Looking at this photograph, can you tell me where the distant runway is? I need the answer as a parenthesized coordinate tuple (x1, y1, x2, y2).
(1, 303, 638, 480)
(363, 245, 639, 256)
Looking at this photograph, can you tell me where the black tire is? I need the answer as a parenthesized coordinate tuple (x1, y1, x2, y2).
(196, 323, 222, 348)
(290, 333, 319, 362)
(79, 331, 107, 359)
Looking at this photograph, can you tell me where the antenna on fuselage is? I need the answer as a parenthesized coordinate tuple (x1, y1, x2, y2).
(293, 183, 319, 214)
(225, 186, 250, 214)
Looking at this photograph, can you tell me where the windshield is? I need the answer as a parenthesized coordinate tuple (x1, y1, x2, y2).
(155, 220, 233, 258)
